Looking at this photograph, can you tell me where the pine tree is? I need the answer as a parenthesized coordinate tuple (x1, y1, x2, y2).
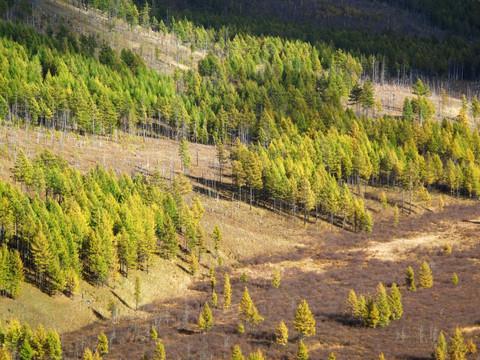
(239, 287, 253, 324)
(297, 339, 308, 360)
(162, 214, 178, 259)
(209, 268, 216, 290)
(153, 340, 166, 360)
(418, 261, 433, 289)
(231, 345, 245, 360)
(406, 266, 416, 291)
(212, 225, 222, 258)
(97, 332, 108, 355)
(375, 283, 391, 327)
(378, 353, 386, 360)
(223, 273, 231, 310)
(380, 191, 388, 208)
(448, 328, 467, 360)
(150, 326, 158, 340)
(198, 302, 213, 332)
(179, 137, 191, 174)
(294, 299, 316, 339)
(212, 290, 218, 308)
(388, 283, 403, 320)
(250, 305, 264, 331)
(44, 330, 61, 360)
(7, 250, 24, 298)
(134, 276, 141, 310)
(272, 267, 280, 288)
(275, 321, 288, 346)
(364, 296, 380, 328)
(189, 252, 198, 276)
(328, 353, 336, 360)
(452, 273, 458, 284)
(20, 338, 33, 360)
(472, 95, 480, 120)
(393, 204, 399, 228)
(83, 348, 94, 360)
(247, 350, 264, 360)
(435, 331, 447, 360)
(403, 97, 413, 121)
(345, 289, 358, 317)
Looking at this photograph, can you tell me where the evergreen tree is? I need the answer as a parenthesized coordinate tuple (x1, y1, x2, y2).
(153, 340, 166, 360)
(212, 290, 218, 308)
(297, 339, 308, 360)
(375, 283, 391, 327)
(247, 350, 264, 360)
(134, 276, 141, 310)
(294, 299, 316, 339)
(472, 96, 480, 120)
(209, 268, 216, 290)
(231, 345, 244, 360)
(364, 296, 380, 328)
(435, 331, 447, 360)
(189, 252, 198, 276)
(44, 330, 61, 360)
(161, 214, 178, 259)
(272, 267, 280, 288)
(223, 273, 231, 310)
(179, 137, 191, 174)
(97, 332, 108, 355)
(275, 321, 288, 346)
(7, 250, 23, 298)
(406, 266, 416, 291)
(452, 273, 458, 284)
(239, 287, 253, 325)
(403, 98, 413, 121)
(387, 283, 403, 320)
(150, 326, 158, 340)
(448, 328, 467, 360)
(378, 354, 386, 360)
(20, 339, 33, 360)
(346, 289, 359, 317)
(197, 302, 213, 332)
(418, 261, 433, 289)
(212, 225, 222, 258)
(328, 353, 336, 360)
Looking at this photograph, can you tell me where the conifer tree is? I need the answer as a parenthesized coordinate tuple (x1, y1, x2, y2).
(448, 328, 467, 360)
(162, 214, 178, 259)
(435, 331, 447, 360)
(272, 267, 280, 288)
(378, 353, 386, 360)
(231, 345, 244, 360)
(97, 332, 108, 355)
(380, 191, 388, 208)
(364, 296, 380, 328)
(247, 350, 264, 360)
(328, 353, 336, 360)
(418, 261, 433, 289)
(212, 225, 222, 258)
(153, 340, 166, 360)
(239, 287, 253, 325)
(44, 330, 61, 360)
(83, 348, 94, 360)
(189, 252, 198, 276)
(393, 204, 399, 228)
(406, 266, 416, 291)
(250, 305, 264, 331)
(387, 283, 403, 320)
(212, 290, 218, 308)
(297, 339, 308, 360)
(20, 339, 33, 360)
(275, 321, 288, 346)
(375, 283, 391, 327)
(198, 302, 213, 332)
(345, 289, 358, 317)
(452, 273, 458, 284)
(294, 299, 316, 339)
(150, 326, 158, 340)
(7, 250, 24, 298)
(179, 137, 191, 174)
(209, 268, 216, 290)
(223, 273, 231, 310)
(134, 276, 141, 310)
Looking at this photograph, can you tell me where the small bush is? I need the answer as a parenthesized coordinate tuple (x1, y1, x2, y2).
(452, 273, 458, 284)
(442, 243, 452, 254)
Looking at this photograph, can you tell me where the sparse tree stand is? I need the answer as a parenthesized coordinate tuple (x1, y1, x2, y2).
(153, 340, 166, 360)
(275, 321, 288, 346)
(294, 299, 316, 339)
(418, 261, 433, 289)
(134, 276, 141, 310)
(297, 340, 308, 360)
(97, 333, 108, 355)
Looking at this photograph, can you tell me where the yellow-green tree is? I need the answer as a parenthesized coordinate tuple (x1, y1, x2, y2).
(97, 332, 108, 355)
(153, 339, 166, 360)
(448, 328, 467, 360)
(223, 273, 231, 309)
(297, 339, 308, 360)
(275, 321, 288, 346)
(294, 299, 316, 339)
(418, 261, 433, 289)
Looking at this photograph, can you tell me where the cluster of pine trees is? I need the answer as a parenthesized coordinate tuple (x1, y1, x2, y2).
(0, 319, 62, 360)
(345, 283, 403, 328)
(0, 148, 206, 295)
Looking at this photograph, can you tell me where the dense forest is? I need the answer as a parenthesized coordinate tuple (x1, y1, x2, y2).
(0, 148, 209, 297)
